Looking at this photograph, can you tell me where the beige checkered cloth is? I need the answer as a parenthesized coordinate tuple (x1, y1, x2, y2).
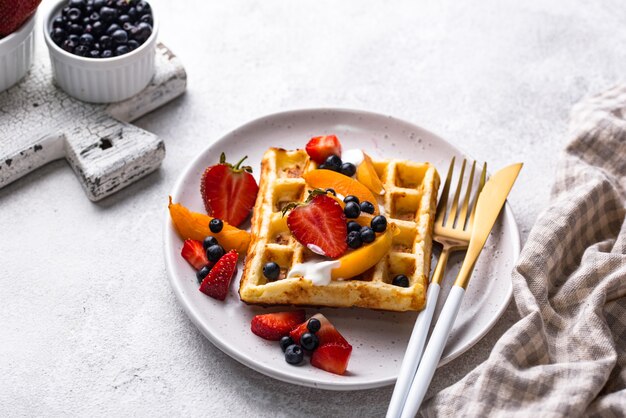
(422, 85, 626, 417)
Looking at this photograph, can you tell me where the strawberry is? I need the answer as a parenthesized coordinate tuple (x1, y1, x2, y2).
(305, 135, 342, 165)
(199, 250, 238, 300)
(290, 313, 350, 347)
(200, 153, 259, 227)
(0, 0, 41, 37)
(181, 239, 209, 270)
(311, 342, 352, 375)
(251, 310, 306, 341)
(286, 192, 347, 258)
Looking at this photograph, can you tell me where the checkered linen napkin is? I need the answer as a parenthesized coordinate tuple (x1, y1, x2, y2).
(422, 85, 626, 417)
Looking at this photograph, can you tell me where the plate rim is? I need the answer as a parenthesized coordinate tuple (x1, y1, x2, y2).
(163, 107, 520, 390)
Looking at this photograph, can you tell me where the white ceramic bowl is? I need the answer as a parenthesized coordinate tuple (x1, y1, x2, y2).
(0, 13, 36, 93)
(43, 0, 158, 103)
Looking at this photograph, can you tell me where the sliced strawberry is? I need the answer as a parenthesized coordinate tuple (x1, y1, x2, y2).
(286, 194, 347, 258)
(0, 0, 41, 37)
(200, 153, 259, 227)
(290, 313, 350, 347)
(311, 342, 352, 375)
(305, 135, 342, 164)
(181, 239, 209, 270)
(199, 250, 238, 300)
(251, 310, 306, 341)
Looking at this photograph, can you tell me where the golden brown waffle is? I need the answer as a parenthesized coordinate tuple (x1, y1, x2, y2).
(239, 148, 440, 312)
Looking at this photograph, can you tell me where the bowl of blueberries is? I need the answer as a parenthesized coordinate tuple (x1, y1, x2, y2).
(43, 0, 157, 103)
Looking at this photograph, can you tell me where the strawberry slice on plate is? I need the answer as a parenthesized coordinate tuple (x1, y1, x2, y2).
(290, 313, 350, 346)
(305, 135, 342, 165)
(251, 310, 306, 341)
(199, 250, 238, 300)
(181, 239, 209, 270)
(286, 193, 348, 258)
(200, 153, 259, 227)
(311, 342, 352, 375)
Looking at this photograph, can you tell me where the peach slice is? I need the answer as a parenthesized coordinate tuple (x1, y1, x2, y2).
(168, 197, 251, 253)
(356, 152, 385, 196)
(331, 223, 398, 279)
(303, 169, 380, 215)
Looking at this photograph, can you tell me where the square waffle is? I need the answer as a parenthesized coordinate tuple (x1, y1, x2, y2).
(239, 148, 440, 312)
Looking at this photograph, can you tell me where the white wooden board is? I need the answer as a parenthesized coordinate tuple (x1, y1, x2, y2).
(0, 42, 186, 201)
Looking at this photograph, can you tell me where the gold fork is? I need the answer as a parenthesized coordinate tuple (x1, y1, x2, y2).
(387, 157, 486, 418)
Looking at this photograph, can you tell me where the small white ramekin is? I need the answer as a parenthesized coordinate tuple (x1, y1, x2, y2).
(0, 12, 36, 93)
(43, 0, 158, 103)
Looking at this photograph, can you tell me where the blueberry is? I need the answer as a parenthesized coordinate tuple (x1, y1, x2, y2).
(101, 49, 113, 58)
(61, 39, 77, 53)
(118, 14, 131, 24)
(91, 21, 104, 36)
(324, 154, 342, 171)
(93, 0, 107, 10)
(68, 34, 80, 44)
(92, 42, 101, 51)
(90, 12, 100, 21)
(300, 332, 319, 351)
(69, 23, 84, 35)
(284, 344, 304, 365)
(106, 23, 121, 35)
(392, 274, 410, 288)
(114, 0, 130, 12)
(51, 28, 66, 45)
(209, 219, 224, 233)
(280, 336, 294, 352)
(127, 6, 137, 20)
(67, 8, 82, 22)
(131, 22, 152, 43)
(347, 221, 361, 233)
(88, 49, 100, 58)
(135, 1, 151, 14)
(196, 265, 211, 283)
(371, 215, 387, 233)
(139, 14, 153, 25)
(203, 236, 219, 250)
(307, 318, 321, 333)
(100, 6, 117, 23)
(343, 195, 359, 204)
(263, 262, 280, 281)
(360, 201, 375, 214)
(347, 230, 363, 249)
(325, 188, 336, 196)
(83, 16, 91, 25)
(206, 245, 225, 262)
(99, 35, 112, 49)
(122, 22, 134, 32)
(344, 201, 361, 219)
(111, 29, 128, 44)
(74, 45, 89, 56)
(52, 17, 66, 29)
(360, 226, 376, 244)
(341, 162, 356, 177)
(68, 0, 86, 10)
(62, 6, 72, 18)
(79, 33, 94, 46)
(127, 39, 140, 50)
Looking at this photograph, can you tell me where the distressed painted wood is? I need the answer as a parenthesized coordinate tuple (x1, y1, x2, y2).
(0, 42, 186, 201)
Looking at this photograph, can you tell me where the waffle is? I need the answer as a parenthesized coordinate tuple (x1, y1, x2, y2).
(239, 148, 440, 312)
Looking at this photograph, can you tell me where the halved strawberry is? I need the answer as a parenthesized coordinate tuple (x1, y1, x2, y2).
(286, 193, 347, 258)
(251, 310, 306, 341)
(181, 239, 209, 270)
(200, 153, 259, 227)
(0, 0, 41, 37)
(290, 313, 350, 347)
(305, 135, 342, 164)
(311, 342, 352, 375)
(199, 250, 238, 300)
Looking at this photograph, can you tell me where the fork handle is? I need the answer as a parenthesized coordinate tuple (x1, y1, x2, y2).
(399, 285, 466, 418)
(386, 282, 441, 418)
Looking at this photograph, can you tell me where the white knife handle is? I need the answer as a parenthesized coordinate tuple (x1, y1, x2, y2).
(386, 283, 441, 418)
(399, 285, 466, 418)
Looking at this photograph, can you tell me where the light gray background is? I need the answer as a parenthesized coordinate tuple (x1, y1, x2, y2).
(2, 0, 625, 416)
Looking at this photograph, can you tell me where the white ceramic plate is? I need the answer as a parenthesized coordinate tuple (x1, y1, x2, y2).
(164, 109, 520, 390)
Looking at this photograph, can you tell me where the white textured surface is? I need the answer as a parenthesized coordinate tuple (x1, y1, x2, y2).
(1, 0, 626, 416)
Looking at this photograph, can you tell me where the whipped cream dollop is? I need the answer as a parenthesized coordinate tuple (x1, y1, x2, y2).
(287, 260, 341, 286)
(341, 148, 365, 167)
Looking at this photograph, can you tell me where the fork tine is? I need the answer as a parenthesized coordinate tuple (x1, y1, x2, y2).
(457, 160, 476, 230)
(447, 159, 466, 227)
(435, 157, 455, 225)
(468, 162, 487, 227)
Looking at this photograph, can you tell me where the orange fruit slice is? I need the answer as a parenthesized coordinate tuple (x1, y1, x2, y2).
(331, 223, 397, 279)
(168, 197, 251, 253)
(303, 169, 380, 215)
(356, 152, 385, 196)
